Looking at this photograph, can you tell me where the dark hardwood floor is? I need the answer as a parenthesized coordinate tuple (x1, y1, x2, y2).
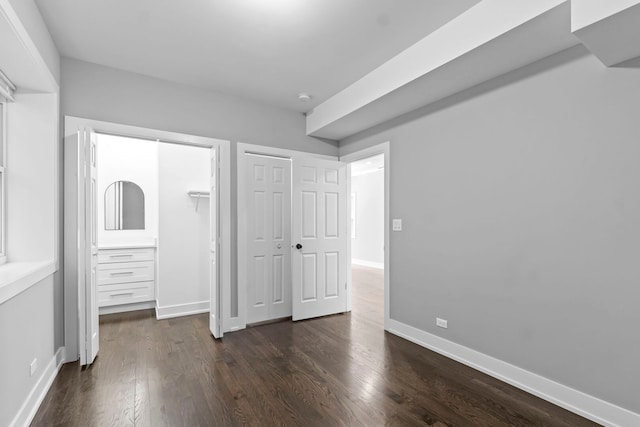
(32, 266, 599, 426)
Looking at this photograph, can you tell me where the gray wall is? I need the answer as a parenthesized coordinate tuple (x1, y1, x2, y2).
(0, 276, 55, 426)
(61, 57, 337, 319)
(352, 169, 384, 265)
(61, 58, 336, 154)
(340, 45, 640, 414)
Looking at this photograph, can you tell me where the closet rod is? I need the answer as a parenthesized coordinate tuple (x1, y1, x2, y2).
(188, 191, 210, 212)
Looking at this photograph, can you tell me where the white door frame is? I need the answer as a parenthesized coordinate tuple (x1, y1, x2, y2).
(236, 142, 337, 331)
(340, 142, 390, 330)
(63, 116, 231, 362)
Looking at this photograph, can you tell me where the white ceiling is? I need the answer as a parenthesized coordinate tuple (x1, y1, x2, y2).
(351, 153, 384, 176)
(35, 0, 479, 112)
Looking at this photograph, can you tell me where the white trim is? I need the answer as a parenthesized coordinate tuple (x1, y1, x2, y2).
(351, 259, 384, 269)
(387, 319, 640, 427)
(0, 261, 56, 305)
(9, 346, 66, 427)
(98, 301, 155, 315)
(66, 117, 224, 148)
(218, 141, 234, 333)
(235, 142, 339, 333)
(53, 93, 60, 272)
(233, 144, 249, 333)
(340, 142, 390, 329)
(155, 300, 209, 320)
(0, 100, 6, 263)
(237, 142, 337, 161)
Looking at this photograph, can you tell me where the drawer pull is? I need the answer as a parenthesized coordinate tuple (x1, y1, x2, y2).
(110, 271, 134, 276)
(109, 254, 133, 258)
(111, 292, 135, 297)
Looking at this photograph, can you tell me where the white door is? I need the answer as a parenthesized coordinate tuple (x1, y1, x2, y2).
(292, 157, 348, 321)
(79, 129, 99, 365)
(245, 154, 292, 324)
(209, 146, 222, 338)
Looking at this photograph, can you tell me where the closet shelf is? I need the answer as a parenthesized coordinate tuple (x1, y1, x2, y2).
(188, 191, 210, 212)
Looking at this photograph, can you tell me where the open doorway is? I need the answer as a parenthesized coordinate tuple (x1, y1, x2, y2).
(64, 117, 230, 365)
(341, 141, 390, 330)
(349, 154, 385, 325)
(95, 134, 211, 318)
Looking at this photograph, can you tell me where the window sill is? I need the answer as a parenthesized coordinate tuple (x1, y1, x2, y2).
(0, 261, 56, 305)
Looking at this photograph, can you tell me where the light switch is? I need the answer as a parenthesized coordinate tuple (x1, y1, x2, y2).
(392, 219, 402, 231)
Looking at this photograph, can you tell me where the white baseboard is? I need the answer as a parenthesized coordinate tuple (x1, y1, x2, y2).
(387, 319, 639, 427)
(155, 300, 209, 320)
(10, 346, 66, 427)
(352, 259, 384, 269)
(99, 301, 155, 315)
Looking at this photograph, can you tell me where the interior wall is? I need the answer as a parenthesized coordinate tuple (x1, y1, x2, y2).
(6, 0, 60, 84)
(339, 45, 640, 414)
(157, 143, 210, 311)
(96, 134, 159, 246)
(6, 92, 57, 262)
(0, 276, 55, 427)
(0, 3, 62, 426)
(351, 169, 384, 267)
(3, 94, 61, 427)
(60, 57, 338, 318)
(60, 58, 336, 154)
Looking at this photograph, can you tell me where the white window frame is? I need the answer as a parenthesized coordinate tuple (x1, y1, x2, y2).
(0, 100, 7, 264)
(0, 69, 14, 265)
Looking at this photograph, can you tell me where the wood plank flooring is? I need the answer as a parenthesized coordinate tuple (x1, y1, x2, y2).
(32, 266, 599, 426)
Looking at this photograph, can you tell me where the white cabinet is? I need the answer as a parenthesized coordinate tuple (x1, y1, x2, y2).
(98, 247, 155, 308)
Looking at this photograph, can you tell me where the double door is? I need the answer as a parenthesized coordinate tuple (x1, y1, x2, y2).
(245, 153, 348, 323)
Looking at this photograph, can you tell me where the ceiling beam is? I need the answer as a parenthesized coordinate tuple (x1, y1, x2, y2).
(572, 0, 640, 66)
(306, 0, 579, 140)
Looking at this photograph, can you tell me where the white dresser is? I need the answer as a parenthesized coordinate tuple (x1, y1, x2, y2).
(97, 246, 156, 308)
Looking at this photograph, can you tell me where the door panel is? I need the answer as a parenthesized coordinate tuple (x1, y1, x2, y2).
(273, 255, 284, 303)
(253, 256, 266, 307)
(302, 254, 317, 301)
(325, 252, 339, 298)
(325, 192, 339, 237)
(254, 191, 266, 240)
(80, 129, 99, 366)
(245, 154, 292, 323)
(302, 192, 317, 238)
(89, 132, 99, 364)
(292, 157, 347, 321)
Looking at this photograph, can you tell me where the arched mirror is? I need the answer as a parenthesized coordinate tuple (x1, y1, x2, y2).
(104, 181, 145, 230)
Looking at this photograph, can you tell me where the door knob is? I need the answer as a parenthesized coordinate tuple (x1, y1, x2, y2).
(276, 243, 282, 249)
(295, 243, 303, 250)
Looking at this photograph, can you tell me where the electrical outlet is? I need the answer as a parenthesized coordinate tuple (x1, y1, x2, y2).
(392, 219, 402, 231)
(436, 318, 448, 329)
(30, 358, 38, 376)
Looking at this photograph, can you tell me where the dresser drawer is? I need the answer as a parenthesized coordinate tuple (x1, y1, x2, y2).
(98, 248, 155, 264)
(98, 281, 155, 306)
(97, 261, 155, 285)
